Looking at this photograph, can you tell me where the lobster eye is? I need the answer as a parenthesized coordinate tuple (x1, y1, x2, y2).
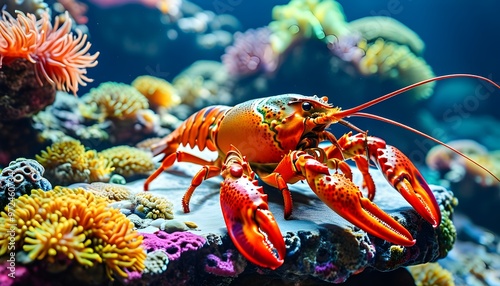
(302, 102, 312, 111)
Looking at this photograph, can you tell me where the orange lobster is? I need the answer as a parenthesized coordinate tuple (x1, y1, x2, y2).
(144, 74, 500, 269)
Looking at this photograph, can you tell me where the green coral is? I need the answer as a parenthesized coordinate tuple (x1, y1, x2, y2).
(269, 0, 349, 54)
(437, 196, 458, 258)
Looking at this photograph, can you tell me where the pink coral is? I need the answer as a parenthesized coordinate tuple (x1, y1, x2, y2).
(141, 231, 206, 260)
(222, 27, 278, 77)
(205, 250, 245, 277)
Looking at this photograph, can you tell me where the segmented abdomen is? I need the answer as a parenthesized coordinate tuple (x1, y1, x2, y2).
(153, 105, 231, 156)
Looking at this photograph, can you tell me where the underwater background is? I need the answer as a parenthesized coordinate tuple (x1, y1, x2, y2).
(1, 0, 500, 285)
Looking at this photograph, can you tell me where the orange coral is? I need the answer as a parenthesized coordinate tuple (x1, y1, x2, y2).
(0, 10, 99, 94)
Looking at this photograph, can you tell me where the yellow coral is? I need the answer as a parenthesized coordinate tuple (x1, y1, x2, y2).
(131, 75, 181, 109)
(82, 82, 149, 121)
(36, 140, 114, 185)
(85, 182, 132, 201)
(408, 263, 455, 286)
(0, 187, 146, 279)
(269, 0, 349, 54)
(99, 146, 155, 178)
(357, 38, 435, 100)
(349, 16, 425, 55)
(134, 192, 174, 220)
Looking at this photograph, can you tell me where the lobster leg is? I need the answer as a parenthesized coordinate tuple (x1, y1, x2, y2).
(220, 146, 285, 269)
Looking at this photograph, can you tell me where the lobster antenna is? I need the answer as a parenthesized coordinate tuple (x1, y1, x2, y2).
(350, 111, 500, 183)
(335, 74, 500, 118)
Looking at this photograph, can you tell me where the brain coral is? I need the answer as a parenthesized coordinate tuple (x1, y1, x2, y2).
(81, 82, 149, 121)
(0, 10, 99, 95)
(84, 182, 132, 202)
(99, 145, 155, 178)
(134, 192, 174, 220)
(0, 158, 52, 209)
(36, 140, 114, 185)
(0, 187, 146, 279)
(131, 75, 181, 109)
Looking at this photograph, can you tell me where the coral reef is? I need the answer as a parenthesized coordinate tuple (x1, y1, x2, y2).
(222, 27, 278, 77)
(83, 182, 133, 201)
(100, 145, 155, 178)
(408, 263, 455, 286)
(3, 0, 49, 18)
(131, 75, 181, 110)
(0, 158, 52, 209)
(356, 38, 436, 100)
(0, 186, 146, 280)
(120, 162, 457, 284)
(0, 58, 56, 121)
(172, 60, 232, 113)
(81, 82, 149, 121)
(0, 10, 99, 95)
(133, 192, 174, 220)
(35, 140, 114, 185)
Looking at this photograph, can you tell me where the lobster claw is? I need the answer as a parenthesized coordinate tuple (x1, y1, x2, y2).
(373, 145, 442, 228)
(297, 154, 416, 246)
(219, 147, 286, 269)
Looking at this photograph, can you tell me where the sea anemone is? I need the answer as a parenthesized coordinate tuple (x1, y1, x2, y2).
(0, 187, 146, 279)
(222, 27, 278, 77)
(131, 75, 181, 109)
(0, 10, 99, 95)
(35, 140, 114, 185)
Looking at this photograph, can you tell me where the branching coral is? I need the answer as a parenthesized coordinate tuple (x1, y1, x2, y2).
(35, 140, 114, 185)
(80, 82, 149, 121)
(131, 75, 181, 110)
(133, 192, 174, 220)
(408, 263, 455, 286)
(0, 158, 52, 209)
(356, 38, 435, 100)
(99, 145, 155, 178)
(0, 10, 99, 95)
(0, 187, 146, 279)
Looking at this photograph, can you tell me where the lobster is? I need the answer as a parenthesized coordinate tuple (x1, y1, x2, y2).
(144, 74, 500, 269)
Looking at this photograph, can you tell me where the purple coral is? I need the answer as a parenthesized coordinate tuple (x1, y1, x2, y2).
(205, 250, 245, 277)
(141, 231, 206, 261)
(222, 27, 278, 77)
(327, 34, 365, 63)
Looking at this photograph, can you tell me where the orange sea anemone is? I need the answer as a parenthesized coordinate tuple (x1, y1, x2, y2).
(0, 10, 99, 95)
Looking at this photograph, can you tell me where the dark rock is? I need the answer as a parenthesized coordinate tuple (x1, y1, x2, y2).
(125, 163, 456, 285)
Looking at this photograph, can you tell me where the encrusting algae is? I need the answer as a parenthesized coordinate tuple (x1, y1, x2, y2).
(0, 187, 146, 279)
